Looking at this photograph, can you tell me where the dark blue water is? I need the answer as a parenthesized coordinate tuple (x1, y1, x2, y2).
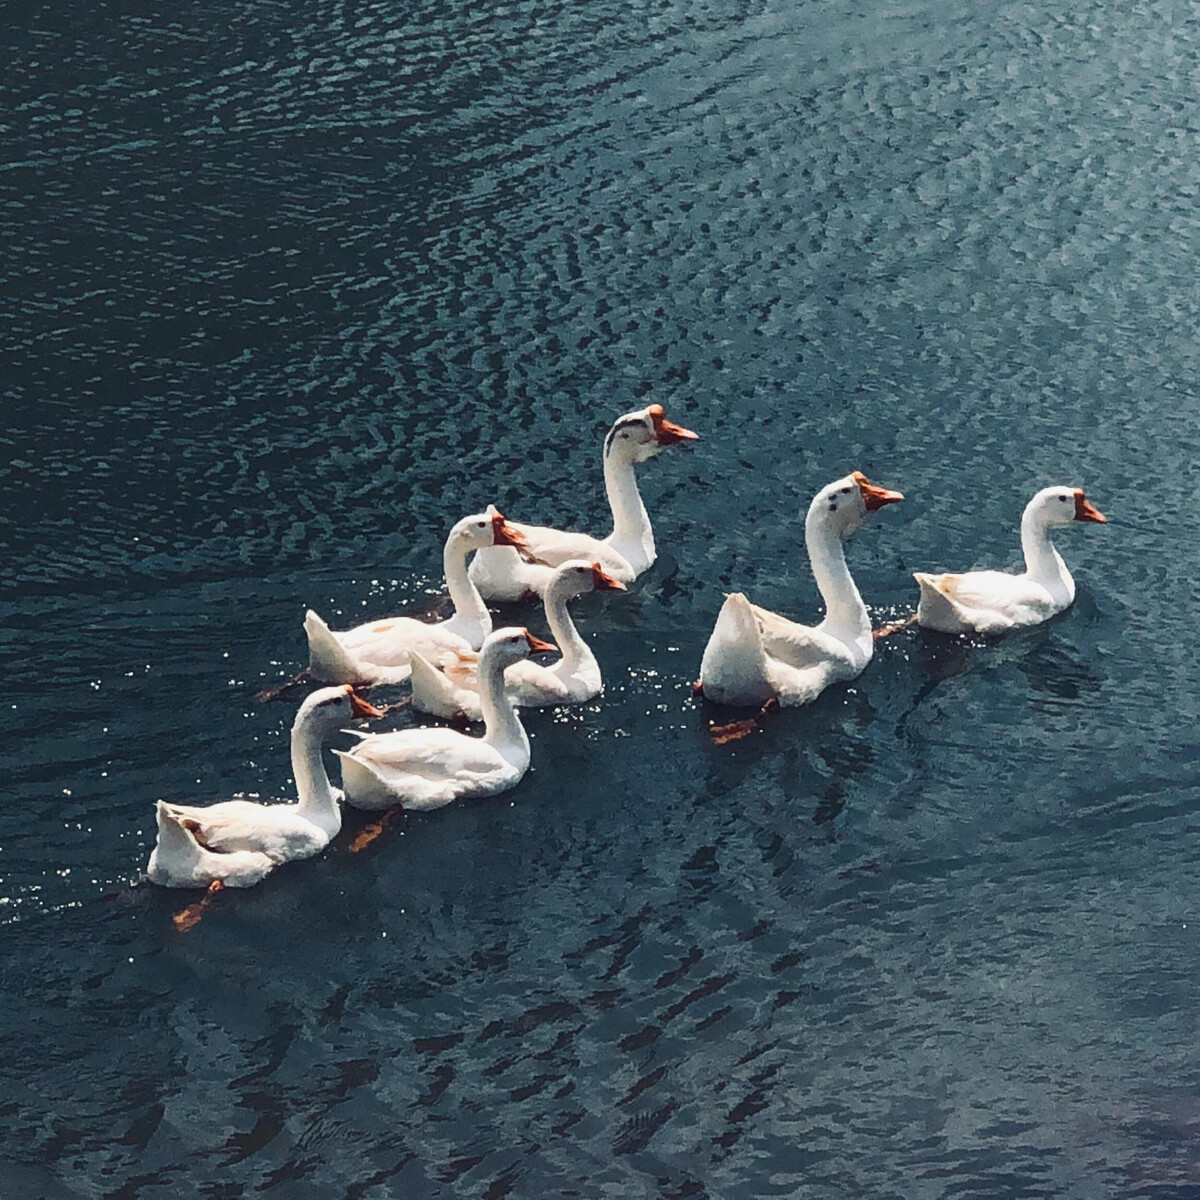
(5, 0, 1200, 1194)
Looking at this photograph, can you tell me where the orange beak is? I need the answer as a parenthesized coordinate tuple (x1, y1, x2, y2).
(344, 687, 384, 719)
(852, 471, 904, 511)
(524, 630, 558, 655)
(491, 511, 530, 549)
(649, 404, 699, 446)
(1073, 490, 1106, 523)
(590, 562, 627, 591)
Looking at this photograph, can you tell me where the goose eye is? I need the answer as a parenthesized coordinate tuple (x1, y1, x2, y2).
(1058, 495, 1069, 503)
(841, 486, 852, 494)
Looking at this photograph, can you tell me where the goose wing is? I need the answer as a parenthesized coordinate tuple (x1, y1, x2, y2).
(501, 658, 575, 704)
(338, 617, 472, 668)
(158, 799, 322, 859)
(349, 728, 509, 782)
(508, 522, 633, 577)
(769, 658, 845, 708)
(750, 604, 853, 670)
(430, 651, 575, 708)
(933, 570, 1052, 619)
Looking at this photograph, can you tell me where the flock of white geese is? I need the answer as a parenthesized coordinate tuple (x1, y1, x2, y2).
(147, 403, 1106, 891)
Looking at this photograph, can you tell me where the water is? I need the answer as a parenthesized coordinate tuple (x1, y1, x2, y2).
(4, 0, 1200, 1193)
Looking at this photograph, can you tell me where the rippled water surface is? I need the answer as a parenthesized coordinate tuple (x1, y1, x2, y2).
(5, 0, 1200, 1194)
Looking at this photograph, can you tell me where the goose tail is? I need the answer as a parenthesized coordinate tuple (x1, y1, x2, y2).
(913, 572, 971, 633)
(147, 801, 205, 879)
(304, 609, 361, 684)
(409, 651, 468, 719)
(333, 749, 394, 811)
(698, 593, 775, 707)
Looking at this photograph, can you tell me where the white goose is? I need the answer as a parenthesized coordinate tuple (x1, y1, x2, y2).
(914, 485, 1106, 633)
(409, 560, 626, 720)
(469, 403, 698, 601)
(698, 472, 904, 707)
(336, 627, 554, 811)
(147, 802, 276, 889)
(304, 510, 530, 685)
(151, 686, 383, 870)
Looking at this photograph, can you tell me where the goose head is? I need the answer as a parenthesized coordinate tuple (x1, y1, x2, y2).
(808, 471, 904, 538)
(294, 685, 383, 733)
(479, 626, 558, 669)
(547, 560, 628, 601)
(451, 508, 531, 553)
(603, 404, 698, 463)
(1025, 486, 1107, 529)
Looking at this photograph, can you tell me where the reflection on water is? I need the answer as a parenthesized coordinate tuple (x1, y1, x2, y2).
(5, 0, 1200, 1192)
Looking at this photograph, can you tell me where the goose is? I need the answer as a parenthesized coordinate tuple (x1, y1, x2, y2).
(409, 560, 626, 720)
(698, 472, 904, 707)
(468, 403, 698, 601)
(304, 510, 531, 685)
(151, 686, 383, 868)
(146, 803, 277, 889)
(914, 485, 1106, 633)
(336, 627, 554, 811)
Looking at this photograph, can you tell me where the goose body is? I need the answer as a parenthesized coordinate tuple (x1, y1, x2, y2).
(699, 472, 903, 708)
(469, 405, 697, 602)
(305, 511, 529, 685)
(914, 487, 1106, 634)
(146, 802, 277, 889)
(336, 628, 552, 812)
(150, 687, 382, 871)
(410, 561, 625, 720)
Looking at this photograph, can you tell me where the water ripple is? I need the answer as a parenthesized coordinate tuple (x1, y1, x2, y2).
(5, 0, 1200, 1193)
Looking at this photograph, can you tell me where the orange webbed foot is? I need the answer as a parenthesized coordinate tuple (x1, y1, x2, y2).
(256, 669, 314, 702)
(173, 880, 224, 932)
(348, 807, 402, 853)
(707, 696, 779, 744)
(709, 718, 759, 744)
(872, 615, 918, 641)
(173, 903, 206, 933)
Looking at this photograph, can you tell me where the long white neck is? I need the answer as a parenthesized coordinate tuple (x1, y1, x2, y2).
(805, 516, 870, 642)
(291, 719, 341, 835)
(1020, 508, 1072, 593)
(443, 537, 491, 634)
(543, 582, 593, 677)
(478, 651, 530, 762)
(603, 448, 654, 567)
